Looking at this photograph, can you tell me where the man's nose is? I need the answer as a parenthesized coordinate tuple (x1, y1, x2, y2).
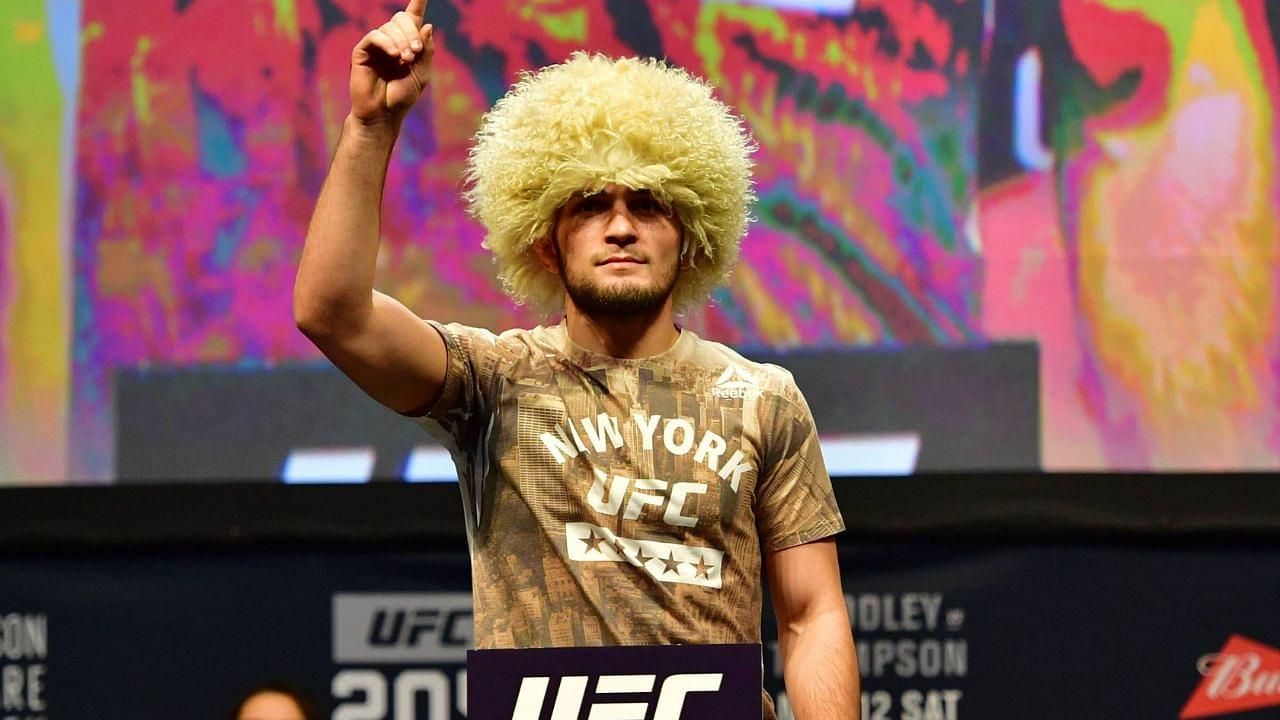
(604, 202, 639, 245)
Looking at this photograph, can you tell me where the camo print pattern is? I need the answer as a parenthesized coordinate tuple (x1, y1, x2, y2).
(411, 322, 843, 718)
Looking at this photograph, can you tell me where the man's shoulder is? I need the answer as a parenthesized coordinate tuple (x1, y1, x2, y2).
(491, 322, 558, 343)
(435, 321, 561, 349)
(682, 332, 803, 402)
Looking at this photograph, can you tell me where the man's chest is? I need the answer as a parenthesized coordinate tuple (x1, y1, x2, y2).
(485, 362, 767, 536)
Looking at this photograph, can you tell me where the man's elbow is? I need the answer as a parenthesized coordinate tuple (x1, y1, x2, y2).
(293, 290, 363, 341)
(782, 604, 850, 642)
(293, 291, 329, 339)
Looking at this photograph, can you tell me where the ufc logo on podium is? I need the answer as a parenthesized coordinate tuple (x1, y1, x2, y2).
(511, 672, 722, 719)
(468, 644, 762, 720)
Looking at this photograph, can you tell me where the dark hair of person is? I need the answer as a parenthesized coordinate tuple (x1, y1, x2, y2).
(226, 682, 322, 720)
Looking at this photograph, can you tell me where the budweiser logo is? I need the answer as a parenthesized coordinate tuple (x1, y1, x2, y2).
(1181, 635, 1280, 718)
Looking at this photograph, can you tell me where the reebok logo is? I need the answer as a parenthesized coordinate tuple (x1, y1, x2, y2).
(1181, 635, 1280, 718)
(711, 366, 760, 399)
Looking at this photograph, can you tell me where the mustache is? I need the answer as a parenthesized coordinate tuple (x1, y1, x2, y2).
(594, 252, 648, 264)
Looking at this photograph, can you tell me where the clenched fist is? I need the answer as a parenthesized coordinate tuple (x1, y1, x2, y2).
(349, 0, 434, 127)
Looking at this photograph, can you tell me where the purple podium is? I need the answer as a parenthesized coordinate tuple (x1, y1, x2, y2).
(467, 643, 764, 719)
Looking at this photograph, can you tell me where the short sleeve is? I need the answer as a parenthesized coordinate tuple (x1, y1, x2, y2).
(755, 376, 845, 552)
(407, 320, 500, 454)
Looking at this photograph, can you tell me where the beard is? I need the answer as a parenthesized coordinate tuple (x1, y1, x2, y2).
(558, 251, 680, 317)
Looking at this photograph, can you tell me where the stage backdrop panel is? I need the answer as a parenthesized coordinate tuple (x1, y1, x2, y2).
(112, 343, 1038, 482)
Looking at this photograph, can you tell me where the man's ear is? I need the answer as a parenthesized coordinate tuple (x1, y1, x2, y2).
(533, 236, 559, 274)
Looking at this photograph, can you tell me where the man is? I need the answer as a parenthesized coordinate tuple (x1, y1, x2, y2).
(294, 1, 859, 717)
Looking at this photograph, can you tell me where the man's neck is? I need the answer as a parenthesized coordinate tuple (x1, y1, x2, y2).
(562, 301, 680, 359)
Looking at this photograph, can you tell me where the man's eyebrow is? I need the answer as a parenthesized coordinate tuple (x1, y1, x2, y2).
(567, 188, 660, 203)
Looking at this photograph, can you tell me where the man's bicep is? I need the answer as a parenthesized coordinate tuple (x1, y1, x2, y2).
(307, 290, 449, 415)
(766, 538, 846, 627)
(755, 426, 845, 552)
(756, 380, 845, 551)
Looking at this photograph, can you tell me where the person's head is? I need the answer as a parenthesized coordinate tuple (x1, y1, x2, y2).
(464, 53, 756, 316)
(227, 684, 320, 720)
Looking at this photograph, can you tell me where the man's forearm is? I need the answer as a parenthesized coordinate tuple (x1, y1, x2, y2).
(780, 607, 860, 720)
(294, 115, 400, 334)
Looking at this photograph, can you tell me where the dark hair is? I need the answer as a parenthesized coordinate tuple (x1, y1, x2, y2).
(226, 682, 322, 720)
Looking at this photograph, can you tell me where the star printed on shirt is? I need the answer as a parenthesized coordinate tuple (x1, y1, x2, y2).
(658, 551, 684, 576)
(693, 555, 715, 579)
(580, 530, 607, 554)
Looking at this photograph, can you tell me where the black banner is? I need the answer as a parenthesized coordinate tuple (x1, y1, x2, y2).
(2, 539, 1279, 719)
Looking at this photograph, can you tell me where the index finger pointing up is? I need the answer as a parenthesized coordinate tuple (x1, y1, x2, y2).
(405, 0, 427, 22)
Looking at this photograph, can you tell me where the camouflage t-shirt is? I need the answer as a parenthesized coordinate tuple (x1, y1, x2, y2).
(412, 321, 844, 717)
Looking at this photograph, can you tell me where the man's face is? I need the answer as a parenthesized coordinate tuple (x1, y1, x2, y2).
(542, 184, 682, 315)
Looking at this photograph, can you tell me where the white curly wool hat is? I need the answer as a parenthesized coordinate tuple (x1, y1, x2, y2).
(462, 52, 756, 312)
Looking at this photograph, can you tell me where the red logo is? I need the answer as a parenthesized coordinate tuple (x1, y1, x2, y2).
(1181, 635, 1280, 718)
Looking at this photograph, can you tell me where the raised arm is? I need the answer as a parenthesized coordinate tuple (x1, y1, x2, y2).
(766, 538, 861, 720)
(294, 0, 446, 415)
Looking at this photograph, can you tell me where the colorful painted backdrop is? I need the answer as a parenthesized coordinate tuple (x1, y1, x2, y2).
(1, 0, 1278, 481)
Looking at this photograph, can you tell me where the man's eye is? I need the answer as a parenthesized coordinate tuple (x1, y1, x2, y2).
(576, 197, 608, 213)
(632, 197, 664, 214)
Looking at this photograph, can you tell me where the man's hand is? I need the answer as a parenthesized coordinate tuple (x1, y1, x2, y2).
(350, 0, 435, 127)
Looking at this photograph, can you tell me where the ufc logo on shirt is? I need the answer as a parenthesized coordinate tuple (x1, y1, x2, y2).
(510, 672, 723, 719)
